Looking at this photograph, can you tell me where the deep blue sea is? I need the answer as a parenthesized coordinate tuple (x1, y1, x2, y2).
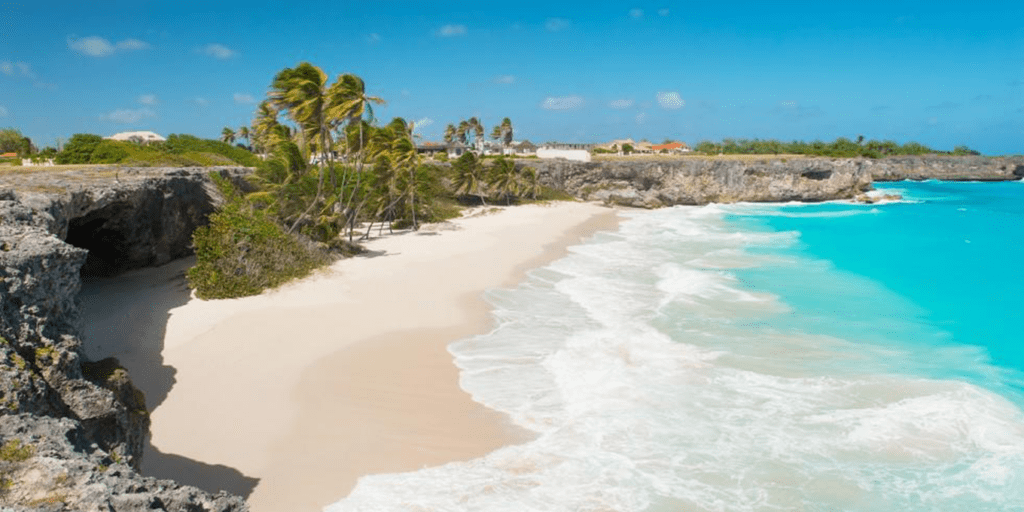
(328, 180, 1024, 511)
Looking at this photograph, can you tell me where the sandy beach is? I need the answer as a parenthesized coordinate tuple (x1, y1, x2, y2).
(80, 201, 618, 511)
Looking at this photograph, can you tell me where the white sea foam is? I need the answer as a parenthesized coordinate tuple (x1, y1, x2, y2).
(327, 203, 1024, 511)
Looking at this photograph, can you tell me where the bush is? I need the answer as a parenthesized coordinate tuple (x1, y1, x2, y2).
(56, 133, 104, 164)
(90, 140, 131, 163)
(187, 175, 331, 299)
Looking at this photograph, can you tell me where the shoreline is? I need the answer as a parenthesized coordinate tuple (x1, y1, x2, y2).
(87, 201, 618, 511)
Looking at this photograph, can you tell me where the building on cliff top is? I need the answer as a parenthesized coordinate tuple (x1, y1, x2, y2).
(105, 131, 167, 144)
(650, 142, 691, 153)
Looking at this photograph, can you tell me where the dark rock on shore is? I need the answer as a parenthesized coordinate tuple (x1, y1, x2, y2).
(1, 167, 251, 510)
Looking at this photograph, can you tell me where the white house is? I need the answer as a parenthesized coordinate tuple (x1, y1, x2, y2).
(537, 142, 592, 162)
(106, 131, 166, 144)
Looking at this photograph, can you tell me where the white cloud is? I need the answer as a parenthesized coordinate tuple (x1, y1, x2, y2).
(68, 36, 115, 57)
(541, 95, 584, 110)
(194, 97, 209, 106)
(0, 106, 8, 117)
(656, 91, 685, 109)
(233, 93, 256, 104)
(609, 99, 634, 109)
(658, 8, 670, 16)
(635, 112, 647, 124)
(545, 18, 570, 32)
(117, 39, 151, 51)
(1, 61, 35, 79)
(367, 33, 381, 43)
(139, 94, 158, 106)
(438, 24, 467, 37)
(629, 9, 644, 18)
(102, 107, 155, 124)
(68, 36, 149, 57)
(202, 43, 237, 59)
(494, 75, 515, 84)
(780, 101, 797, 108)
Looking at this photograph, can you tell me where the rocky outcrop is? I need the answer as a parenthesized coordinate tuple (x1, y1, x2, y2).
(1, 414, 245, 511)
(1, 167, 250, 510)
(520, 155, 1024, 208)
(863, 155, 1024, 181)
(523, 157, 873, 208)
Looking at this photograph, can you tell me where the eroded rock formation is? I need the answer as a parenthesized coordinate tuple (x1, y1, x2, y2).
(522, 155, 1024, 208)
(1, 167, 250, 511)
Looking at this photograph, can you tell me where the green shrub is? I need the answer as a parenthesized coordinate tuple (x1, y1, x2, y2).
(90, 140, 131, 163)
(187, 175, 331, 299)
(56, 133, 103, 164)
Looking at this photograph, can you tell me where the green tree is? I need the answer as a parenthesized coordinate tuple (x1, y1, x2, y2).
(220, 127, 236, 145)
(56, 133, 104, 164)
(520, 167, 541, 200)
(489, 156, 520, 205)
(452, 151, 488, 204)
(443, 124, 457, 144)
(237, 126, 251, 149)
(0, 128, 31, 155)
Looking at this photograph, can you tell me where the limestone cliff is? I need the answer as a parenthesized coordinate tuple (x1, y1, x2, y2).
(1, 167, 250, 511)
(521, 155, 1024, 208)
(524, 157, 873, 207)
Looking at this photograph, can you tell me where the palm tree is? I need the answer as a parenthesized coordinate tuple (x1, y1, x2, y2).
(444, 124, 457, 144)
(328, 73, 386, 241)
(237, 126, 251, 149)
(269, 62, 349, 232)
(521, 166, 541, 200)
(452, 152, 487, 205)
(467, 117, 484, 152)
(220, 127, 236, 145)
(500, 117, 514, 154)
(251, 100, 281, 157)
(456, 120, 470, 145)
(490, 157, 519, 205)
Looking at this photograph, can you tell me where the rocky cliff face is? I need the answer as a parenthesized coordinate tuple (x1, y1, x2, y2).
(1, 166, 249, 511)
(524, 157, 873, 207)
(863, 155, 1024, 181)
(521, 155, 1024, 208)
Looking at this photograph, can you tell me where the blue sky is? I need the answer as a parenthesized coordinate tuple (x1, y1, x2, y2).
(2, 1, 1022, 154)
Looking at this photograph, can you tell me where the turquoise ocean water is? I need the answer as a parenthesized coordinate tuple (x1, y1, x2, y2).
(328, 180, 1024, 511)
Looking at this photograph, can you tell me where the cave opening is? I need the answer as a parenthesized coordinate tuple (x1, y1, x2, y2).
(65, 204, 134, 277)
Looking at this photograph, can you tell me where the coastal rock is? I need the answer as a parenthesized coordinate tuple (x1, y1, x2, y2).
(1, 167, 252, 510)
(864, 155, 1024, 181)
(0, 414, 246, 511)
(523, 157, 873, 207)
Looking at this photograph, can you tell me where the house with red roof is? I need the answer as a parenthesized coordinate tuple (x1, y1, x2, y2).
(650, 142, 691, 153)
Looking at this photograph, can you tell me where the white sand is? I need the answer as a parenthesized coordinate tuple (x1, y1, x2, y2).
(83, 202, 618, 511)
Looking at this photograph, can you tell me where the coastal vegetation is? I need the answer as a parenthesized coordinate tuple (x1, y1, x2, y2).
(693, 137, 980, 158)
(187, 62, 558, 299)
(53, 133, 259, 167)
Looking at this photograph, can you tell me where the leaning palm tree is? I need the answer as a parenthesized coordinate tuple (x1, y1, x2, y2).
(268, 62, 343, 232)
(490, 157, 520, 205)
(443, 123, 457, 144)
(467, 117, 485, 152)
(452, 152, 488, 205)
(328, 73, 386, 241)
(251, 100, 281, 157)
(500, 117, 514, 154)
(521, 166, 541, 200)
(220, 127, 236, 145)
(237, 126, 251, 149)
